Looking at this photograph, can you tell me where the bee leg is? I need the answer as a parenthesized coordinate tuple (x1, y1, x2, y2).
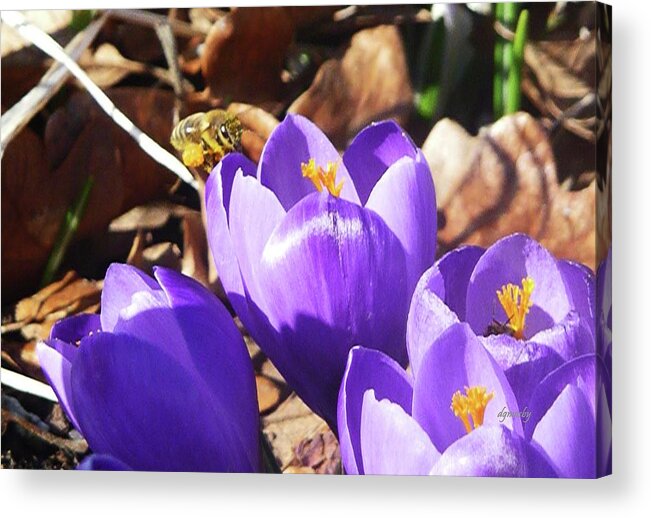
(181, 143, 205, 168)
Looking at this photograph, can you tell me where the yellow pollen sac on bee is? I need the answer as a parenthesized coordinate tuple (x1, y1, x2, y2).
(301, 158, 344, 197)
(450, 385, 494, 434)
(496, 276, 535, 340)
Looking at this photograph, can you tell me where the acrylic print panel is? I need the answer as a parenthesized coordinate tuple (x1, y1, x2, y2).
(0, 2, 611, 477)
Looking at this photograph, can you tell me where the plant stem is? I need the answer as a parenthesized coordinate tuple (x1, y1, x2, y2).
(40, 176, 94, 287)
(260, 429, 281, 474)
(505, 9, 529, 114)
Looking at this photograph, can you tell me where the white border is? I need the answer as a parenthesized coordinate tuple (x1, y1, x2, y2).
(2, 1, 650, 516)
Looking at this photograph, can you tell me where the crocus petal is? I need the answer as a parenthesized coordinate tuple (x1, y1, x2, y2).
(597, 383, 612, 477)
(71, 332, 257, 472)
(466, 233, 572, 338)
(49, 313, 102, 343)
(559, 259, 595, 333)
(111, 287, 191, 369)
(205, 153, 267, 331)
(100, 263, 161, 332)
(77, 454, 132, 471)
(36, 340, 81, 432)
(228, 169, 286, 314)
(531, 385, 596, 478)
(360, 389, 440, 475)
(528, 311, 595, 360)
(427, 245, 485, 321)
(525, 442, 560, 478)
(365, 151, 437, 291)
(412, 323, 523, 453)
(503, 342, 564, 412)
(338, 346, 413, 475)
(430, 425, 527, 477)
(153, 267, 260, 472)
(342, 120, 418, 205)
(257, 192, 408, 425)
(406, 266, 460, 377)
(596, 248, 612, 360)
(525, 354, 603, 438)
(258, 113, 360, 209)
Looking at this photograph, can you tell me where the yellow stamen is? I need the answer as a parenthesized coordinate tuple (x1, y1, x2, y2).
(496, 276, 535, 340)
(465, 386, 494, 427)
(451, 386, 494, 434)
(301, 158, 344, 197)
(450, 390, 472, 434)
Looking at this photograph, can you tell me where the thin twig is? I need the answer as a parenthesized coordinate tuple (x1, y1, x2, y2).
(1, 368, 58, 403)
(154, 19, 184, 98)
(107, 8, 207, 38)
(0, 13, 108, 155)
(1, 11, 198, 191)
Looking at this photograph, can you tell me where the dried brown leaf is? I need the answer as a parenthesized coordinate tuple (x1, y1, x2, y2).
(201, 7, 294, 104)
(423, 112, 596, 269)
(2, 87, 178, 299)
(289, 25, 412, 147)
(262, 393, 339, 473)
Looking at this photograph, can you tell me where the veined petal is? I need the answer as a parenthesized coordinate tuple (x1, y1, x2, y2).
(365, 151, 437, 292)
(77, 454, 132, 471)
(429, 245, 485, 321)
(228, 169, 286, 315)
(257, 193, 408, 425)
(205, 153, 258, 326)
(49, 313, 101, 343)
(360, 389, 439, 475)
(430, 425, 528, 477)
(153, 267, 260, 472)
(338, 347, 413, 475)
(36, 339, 81, 432)
(559, 259, 596, 334)
(466, 233, 572, 338)
(406, 266, 460, 377)
(258, 113, 359, 209)
(343, 120, 418, 206)
(531, 385, 596, 478)
(412, 323, 523, 452)
(529, 311, 595, 361)
(502, 342, 564, 412)
(525, 354, 605, 439)
(71, 332, 258, 472)
(100, 263, 161, 332)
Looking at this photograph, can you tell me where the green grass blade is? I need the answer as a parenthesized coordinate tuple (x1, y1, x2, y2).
(40, 176, 94, 287)
(493, 3, 505, 119)
(505, 9, 529, 114)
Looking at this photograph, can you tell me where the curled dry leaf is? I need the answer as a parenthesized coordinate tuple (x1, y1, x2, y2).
(2, 87, 178, 299)
(1, 271, 101, 380)
(201, 7, 294, 104)
(523, 31, 610, 142)
(228, 102, 280, 163)
(262, 393, 338, 473)
(289, 25, 412, 147)
(423, 112, 596, 269)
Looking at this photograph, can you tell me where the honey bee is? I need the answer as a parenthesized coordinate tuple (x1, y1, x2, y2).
(170, 109, 243, 172)
(484, 316, 515, 338)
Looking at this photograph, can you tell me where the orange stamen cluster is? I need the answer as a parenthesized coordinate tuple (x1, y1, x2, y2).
(451, 385, 494, 434)
(301, 158, 344, 197)
(496, 276, 535, 340)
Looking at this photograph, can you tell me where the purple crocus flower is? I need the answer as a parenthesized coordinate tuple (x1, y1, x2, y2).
(37, 264, 260, 472)
(205, 113, 436, 426)
(338, 323, 610, 477)
(407, 233, 596, 408)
